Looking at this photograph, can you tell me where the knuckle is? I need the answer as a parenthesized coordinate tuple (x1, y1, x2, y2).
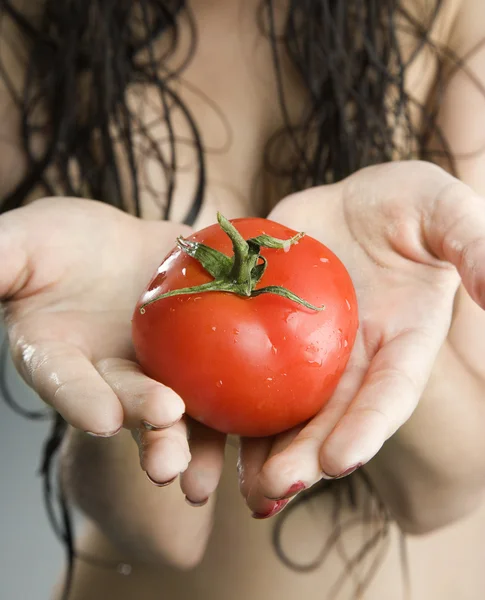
(458, 237, 485, 273)
(138, 379, 167, 400)
(51, 376, 81, 401)
(27, 341, 70, 383)
(140, 400, 173, 425)
(95, 357, 130, 376)
(350, 405, 391, 430)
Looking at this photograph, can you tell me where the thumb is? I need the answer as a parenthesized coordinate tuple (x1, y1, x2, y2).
(424, 179, 485, 309)
(0, 207, 30, 301)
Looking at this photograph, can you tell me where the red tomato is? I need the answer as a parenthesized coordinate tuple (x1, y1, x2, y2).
(132, 218, 358, 437)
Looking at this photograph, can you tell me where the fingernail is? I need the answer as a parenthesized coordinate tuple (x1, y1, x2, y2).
(145, 472, 177, 487)
(266, 481, 306, 501)
(86, 426, 122, 438)
(185, 496, 209, 508)
(322, 463, 362, 480)
(142, 418, 181, 431)
(252, 499, 289, 520)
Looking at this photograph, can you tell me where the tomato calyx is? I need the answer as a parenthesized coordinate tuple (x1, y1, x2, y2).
(139, 213, 325, 314)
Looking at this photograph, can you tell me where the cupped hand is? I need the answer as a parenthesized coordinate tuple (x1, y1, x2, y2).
(0, 198, 224, 503)
(238, 161, 485, 517)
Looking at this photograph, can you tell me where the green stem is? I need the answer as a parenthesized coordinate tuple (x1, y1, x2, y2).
(139, 214, 325, 313)
(140, 280, 239, 314)
(251, 286, 325, 311)
(217, 213, 251, 284)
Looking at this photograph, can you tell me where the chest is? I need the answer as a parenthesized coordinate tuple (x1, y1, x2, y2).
(121, 0, 455, 230)
(197, 455, 485, 600)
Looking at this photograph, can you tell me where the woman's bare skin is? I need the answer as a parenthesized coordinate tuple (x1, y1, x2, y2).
(1, 1, 485, 599)
(57, 439, 485, 600)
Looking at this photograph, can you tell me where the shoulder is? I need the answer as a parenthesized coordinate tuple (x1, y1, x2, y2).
(439, 0, 485, 53)
(0, 2, 45, 206)
(399, 0, 463, 46)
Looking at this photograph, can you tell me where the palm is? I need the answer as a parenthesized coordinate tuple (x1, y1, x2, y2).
(6, 198, 160, 308)
(8, 206, 147, 362)
(1, 199, 226, 498)
(239, 162, 485, 515)
(4, 199, 169, 383)
(311, 168, 458, 457)
(323, 172, 459, 421)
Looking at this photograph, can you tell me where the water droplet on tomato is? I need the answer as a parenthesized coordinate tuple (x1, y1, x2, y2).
(320, 257, 329, 263)
(308, 359, 322, 367)
(343, 339, 348, 348)
(233, 328, 240, 335)
(337, 329, 344, 349)
(267, 377, 273, 382)
(212, 326, 217, 331)
(193, 296, 201, 302)
(271, 345, 278, 354)
(346, 299, 351, 311)
(181, 267, 187, 276)
(285, 311, 298, 324)
(216, 380, 223, 388)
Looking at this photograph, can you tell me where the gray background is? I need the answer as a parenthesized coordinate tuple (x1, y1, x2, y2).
(0, 327, 63, 600)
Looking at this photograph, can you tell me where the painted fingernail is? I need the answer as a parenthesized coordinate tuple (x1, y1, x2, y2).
(185, 496, 209, 508)
(322, 463, 362, 480)
(145, 472, 177, 487)
(142, 418, 181, 431)
(267, 481, 306, 501)
(252, 499, 289, 520)
(86, 426, 122, 438)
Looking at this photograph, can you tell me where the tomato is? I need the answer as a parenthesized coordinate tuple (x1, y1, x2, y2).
(132, 216, 358, 437)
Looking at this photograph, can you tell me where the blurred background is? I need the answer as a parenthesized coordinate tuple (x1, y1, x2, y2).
(0, 326, 63, 599)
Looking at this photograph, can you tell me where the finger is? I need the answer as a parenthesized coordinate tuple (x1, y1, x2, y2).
(252, 361, 366, 504)
(180, 420, 226, 506)
(0, 208, 29, 300)
(319, 328, 440, 477)
(12, 339, 123, 435)
(137, 418, 191, 485)
(238, 437, 273, 498)
(244, 426, 302, 515)
(238, 436, 285, 518)
(426, 180, 485, 307)
(95, 358, 185, 429)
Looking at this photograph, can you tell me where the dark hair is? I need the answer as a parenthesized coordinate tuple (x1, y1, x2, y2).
(0, 0, 460, 598)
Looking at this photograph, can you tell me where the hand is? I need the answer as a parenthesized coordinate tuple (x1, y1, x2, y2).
(238, 161, 485, 517)
(0, 198, 225, 503)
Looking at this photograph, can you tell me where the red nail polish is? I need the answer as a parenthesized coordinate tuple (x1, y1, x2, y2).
(335, 463, 362, 479)
(185, 496, 209, 508)
(145, 472, 177, 487)
(267, 481, 306, 501)
(322, 462, 363, 480)
(252, 499, 289, 520)
(281, 481, 306, 498)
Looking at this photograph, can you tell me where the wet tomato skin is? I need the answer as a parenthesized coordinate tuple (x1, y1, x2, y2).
(132, 218, 358, 437)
